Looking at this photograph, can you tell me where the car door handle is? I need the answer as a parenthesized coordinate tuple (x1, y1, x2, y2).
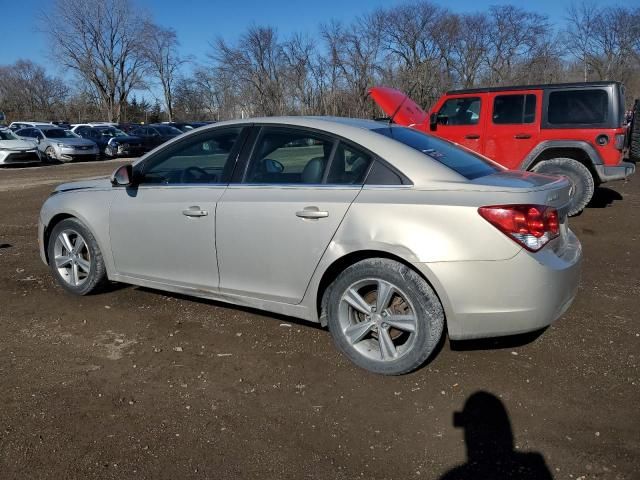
(182, 206, 208, 217)
(514, 133, 532, 139)
(464, 134, 480, 139)
(296, 207, 329, 219)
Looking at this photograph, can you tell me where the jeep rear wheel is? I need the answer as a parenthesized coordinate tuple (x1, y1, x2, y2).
(532, 158, 595, 216)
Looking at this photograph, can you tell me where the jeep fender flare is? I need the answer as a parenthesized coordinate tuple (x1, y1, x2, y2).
(519, 140, 603, 171)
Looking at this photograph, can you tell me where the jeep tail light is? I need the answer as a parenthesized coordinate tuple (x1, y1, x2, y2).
(614, 133, 625, 150)
(478, 205, 560, 252)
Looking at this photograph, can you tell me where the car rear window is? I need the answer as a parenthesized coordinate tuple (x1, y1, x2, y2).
(547, 89, 608, 124)
(373, 126, 500, 180)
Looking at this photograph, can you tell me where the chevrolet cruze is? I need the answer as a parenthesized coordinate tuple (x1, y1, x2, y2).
(38, 117, 582, 375)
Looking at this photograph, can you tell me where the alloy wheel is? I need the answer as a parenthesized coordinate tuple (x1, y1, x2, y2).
(338, 278, 418, 362)
(53, 229, 92, 286)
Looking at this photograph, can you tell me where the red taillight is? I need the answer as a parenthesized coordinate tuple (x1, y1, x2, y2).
(478, 205, 560, 251)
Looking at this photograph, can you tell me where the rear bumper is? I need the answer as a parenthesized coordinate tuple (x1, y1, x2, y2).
(414, 230, 582, 340)
(595, 161, 635, 183)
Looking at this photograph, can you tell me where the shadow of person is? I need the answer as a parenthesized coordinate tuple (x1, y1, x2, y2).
(439, 391, 553, 480)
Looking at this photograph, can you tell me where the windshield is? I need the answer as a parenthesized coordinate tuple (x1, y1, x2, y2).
(43, 129, 78, 139)
(0, 129, 18, 140)
(373, 126, 501, 180)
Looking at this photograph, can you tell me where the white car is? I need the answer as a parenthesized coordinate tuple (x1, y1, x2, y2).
(0, 128, 41, 165)
(8, 121, 53, 132)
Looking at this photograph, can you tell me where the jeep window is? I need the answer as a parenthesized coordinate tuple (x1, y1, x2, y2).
(548, 89, 608, 124)
(493, 94, 536, 124)
(373, 126, 500, 180)
(436, 97, 481, 126)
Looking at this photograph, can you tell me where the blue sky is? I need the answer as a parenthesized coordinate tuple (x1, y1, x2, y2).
(0, 0, 628, 76)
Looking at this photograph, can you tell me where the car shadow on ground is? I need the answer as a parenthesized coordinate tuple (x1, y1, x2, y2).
(449, 329, 547, 352)
(439, 391, 554, 480)
(588, 186, 623, 209)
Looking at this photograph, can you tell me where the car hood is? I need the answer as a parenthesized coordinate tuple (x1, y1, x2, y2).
(47, 137, 96, 147)
(0, 138, 37, 150)
(54, 177, 112, 193)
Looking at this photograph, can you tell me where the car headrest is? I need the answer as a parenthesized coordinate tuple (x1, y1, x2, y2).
(301, 157, 325, 184)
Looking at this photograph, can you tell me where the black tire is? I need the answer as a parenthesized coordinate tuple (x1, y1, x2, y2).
(105, 145, 116, 158)
(629, 100, 640, 162)
(47, 218, 108, 295)
(532, 158, 595, 216)
(327, 258, 444, 375)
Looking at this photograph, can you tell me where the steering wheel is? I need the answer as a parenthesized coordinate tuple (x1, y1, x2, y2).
(181, 166, 210, 183)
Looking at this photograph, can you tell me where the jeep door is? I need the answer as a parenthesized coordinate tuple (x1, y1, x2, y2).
(431, 95, 486, 153)
(484, 91, 541, 169)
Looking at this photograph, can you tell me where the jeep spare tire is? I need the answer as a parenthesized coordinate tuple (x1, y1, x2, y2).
(629, 99, 640, 162)
(532, 158, 595, 217)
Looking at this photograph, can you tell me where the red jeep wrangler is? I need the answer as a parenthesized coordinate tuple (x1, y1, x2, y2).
(370, 82, 635, 215)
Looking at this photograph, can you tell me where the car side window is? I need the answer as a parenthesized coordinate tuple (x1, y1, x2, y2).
(326, 142, 372, 184)
(437, 97, 481, 125)
(244, 128, 335, 184)
(493, 94, 537, 124)
(139, 127, 242, 185)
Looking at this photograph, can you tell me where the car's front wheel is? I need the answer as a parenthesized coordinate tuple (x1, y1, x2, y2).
(44, 146, 58, 163)
(47, 218, 108, 295)
(327, 258, 444, 375)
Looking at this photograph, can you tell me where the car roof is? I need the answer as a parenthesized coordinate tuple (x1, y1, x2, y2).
(446, 81, 622, 95)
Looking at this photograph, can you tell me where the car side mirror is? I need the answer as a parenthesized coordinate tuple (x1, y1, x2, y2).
(429, 113, 438, 131)
(111, 164, 134, 186)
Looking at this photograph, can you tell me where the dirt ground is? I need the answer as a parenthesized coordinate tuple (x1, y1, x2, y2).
(0, 160, 638, 479)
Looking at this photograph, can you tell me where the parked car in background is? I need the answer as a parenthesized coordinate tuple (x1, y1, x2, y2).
(162, 121, 214, 133)
(38, 117, 581, 375)
(51, 121, 71, 130)
(0, 127, 41, 165)
(128, 124, 183, 151)
(8, 121, 53, 132)
(16, 126, 98, 163)
(71, 124, 145, 158)
(370, 81, 635, 216)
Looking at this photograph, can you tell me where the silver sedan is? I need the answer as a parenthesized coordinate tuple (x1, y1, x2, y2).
(38, 117, 581, 375)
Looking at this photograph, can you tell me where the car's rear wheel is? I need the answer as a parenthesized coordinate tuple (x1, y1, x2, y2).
(47, 218, 108, 295)
(532, 158, 594, 216)
(105, 145, 116, 158)
(327, 258, 444, 375)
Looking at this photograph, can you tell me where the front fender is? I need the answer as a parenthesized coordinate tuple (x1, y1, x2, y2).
(39, 190, 115, 277)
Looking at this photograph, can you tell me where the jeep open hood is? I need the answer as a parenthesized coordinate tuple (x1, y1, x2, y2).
(368, 86, 428, 127)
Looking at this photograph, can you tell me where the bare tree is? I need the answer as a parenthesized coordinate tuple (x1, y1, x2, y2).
(141, 23, 187, 121)
(44, 0, 149, 122)
(321, 15, 383, 117)
(211, 26, 288, 116)
(0, 60, 68, 120)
